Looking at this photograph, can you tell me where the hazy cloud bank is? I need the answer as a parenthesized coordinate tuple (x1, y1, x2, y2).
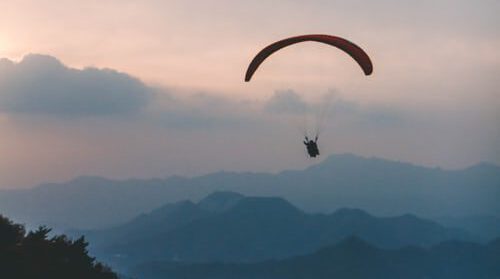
(0, 54, 152, 117)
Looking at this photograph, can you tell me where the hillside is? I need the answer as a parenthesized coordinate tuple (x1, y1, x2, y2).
(129, 236, 500, 279)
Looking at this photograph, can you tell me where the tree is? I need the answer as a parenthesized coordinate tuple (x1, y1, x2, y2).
(0, 215, 118, 279)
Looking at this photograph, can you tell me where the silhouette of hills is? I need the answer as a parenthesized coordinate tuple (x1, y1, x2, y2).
(80, 200, 210, 248)
(1, 153, 498, 230)
(129, 236, 500, 279)
(436, 215, 500, 242)
(81, 193, 472, 269)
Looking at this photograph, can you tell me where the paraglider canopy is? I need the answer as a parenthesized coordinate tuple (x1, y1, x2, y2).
(245, 34, 372, 82)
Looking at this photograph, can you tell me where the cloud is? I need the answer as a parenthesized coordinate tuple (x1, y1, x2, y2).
(264, 90, 310, 114)
(0, 54, 262, 132)
(263, 89, 407, 127)
(0, 54, 257, 130)
(147, 92, 261, 131)
(0, 54, 153, 117)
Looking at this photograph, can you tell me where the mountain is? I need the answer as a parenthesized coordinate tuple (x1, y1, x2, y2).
(76, 191, 242, 248)
(1, 153, 499, 229)
(129, 236, 500, 279)
(0, 176, 192, 229)
(435, 215, 500, 242)
(77, 200, 210, 248)
(85, 193, 472, 269)
(197, 191, 244, 213)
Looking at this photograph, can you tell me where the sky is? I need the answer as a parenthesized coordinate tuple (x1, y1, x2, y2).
(0, 0, 498, 188)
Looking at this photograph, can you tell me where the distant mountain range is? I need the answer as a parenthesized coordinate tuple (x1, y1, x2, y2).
(78, 192, 472, 271)
(129, 236, 500, 279)
(1, 153, 498, 233)
(437, 215, 500, 242)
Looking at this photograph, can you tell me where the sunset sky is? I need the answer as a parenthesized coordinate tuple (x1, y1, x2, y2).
(0, 0, 498, 188)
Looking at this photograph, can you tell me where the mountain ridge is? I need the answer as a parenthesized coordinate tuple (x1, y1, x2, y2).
(83, 192, 473, 269)
(1, 153, 498, 230)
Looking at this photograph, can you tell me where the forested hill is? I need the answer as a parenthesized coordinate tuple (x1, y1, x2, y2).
(0, 215, 118, 279)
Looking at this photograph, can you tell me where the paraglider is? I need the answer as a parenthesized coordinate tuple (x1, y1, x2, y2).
(244, 34, 372, 158)
(303, 136, 320, 158)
